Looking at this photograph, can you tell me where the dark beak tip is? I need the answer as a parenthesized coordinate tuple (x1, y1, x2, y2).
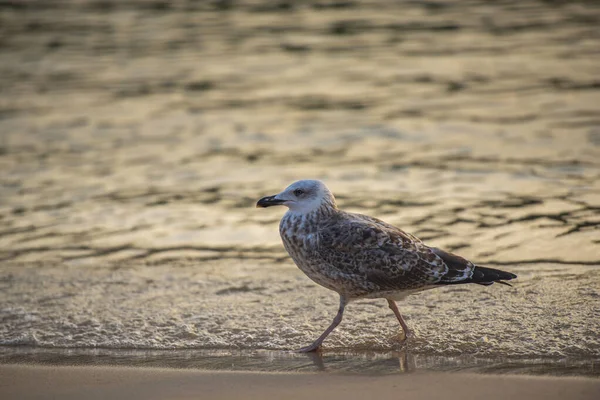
(256, 195, 282, 208)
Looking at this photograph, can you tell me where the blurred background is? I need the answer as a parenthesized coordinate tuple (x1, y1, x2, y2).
(1, 0, 599, 373)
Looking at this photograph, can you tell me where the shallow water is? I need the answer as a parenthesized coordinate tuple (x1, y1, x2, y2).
(1, 347, 598, 378)
(1, 0, 599, 375)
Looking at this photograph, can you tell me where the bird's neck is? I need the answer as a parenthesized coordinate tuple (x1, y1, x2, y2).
(282, 205, 337, 233)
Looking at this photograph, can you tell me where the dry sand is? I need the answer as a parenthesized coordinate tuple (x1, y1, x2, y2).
(1, 364, 599, 400)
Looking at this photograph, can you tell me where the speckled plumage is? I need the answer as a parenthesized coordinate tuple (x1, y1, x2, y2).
(257, 179, 517, 352)
(280, 210, 449, 300)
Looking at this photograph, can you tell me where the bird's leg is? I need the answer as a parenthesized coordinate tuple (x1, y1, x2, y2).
(297, 295, 347, 353)
(387, 299, 413, 341)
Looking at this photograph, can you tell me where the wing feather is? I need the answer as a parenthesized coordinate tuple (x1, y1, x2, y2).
(316, 212, 449, 291)
(430, 247, 475, 283)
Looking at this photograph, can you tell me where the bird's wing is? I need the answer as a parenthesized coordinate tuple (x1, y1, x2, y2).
(316, 212, 469, 290)
(429, 247, 477, 283)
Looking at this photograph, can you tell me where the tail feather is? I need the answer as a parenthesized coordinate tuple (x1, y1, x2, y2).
(436, 265, 517, 286)
(430, 247, 516, 287)
(470, 266, 517, 286)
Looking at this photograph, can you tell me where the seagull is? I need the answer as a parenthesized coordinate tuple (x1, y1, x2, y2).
(256, 179, 517, 352)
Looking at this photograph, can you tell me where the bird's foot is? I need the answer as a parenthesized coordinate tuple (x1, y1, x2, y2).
(296, 343, 322, 353)
(399, 329, 415, 346)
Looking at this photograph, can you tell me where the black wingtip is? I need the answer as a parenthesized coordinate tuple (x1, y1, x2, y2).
(443, 266, 517, 287)
(473, 267, 517, 286)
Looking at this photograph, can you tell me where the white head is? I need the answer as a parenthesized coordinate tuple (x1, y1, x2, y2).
(256, 179, 337, 214)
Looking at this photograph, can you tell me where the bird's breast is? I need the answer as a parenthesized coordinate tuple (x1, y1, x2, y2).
(278, 212, 371, 296)
(279, 214, 320, 263)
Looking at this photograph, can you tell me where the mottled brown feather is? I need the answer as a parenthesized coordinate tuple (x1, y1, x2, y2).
(315, 212, 452, 294)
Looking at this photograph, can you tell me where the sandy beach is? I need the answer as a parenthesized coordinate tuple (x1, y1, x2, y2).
(1, 364, 599, 400)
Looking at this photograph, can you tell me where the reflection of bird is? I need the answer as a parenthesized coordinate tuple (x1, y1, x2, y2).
(257, 180, 517, 352)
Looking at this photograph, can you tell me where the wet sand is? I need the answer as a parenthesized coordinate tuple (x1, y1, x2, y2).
(2, 364, 600, 400)
(1, 0, 599, 375)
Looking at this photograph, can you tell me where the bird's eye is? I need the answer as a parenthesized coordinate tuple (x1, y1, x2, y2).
(293, 189, 304, 196)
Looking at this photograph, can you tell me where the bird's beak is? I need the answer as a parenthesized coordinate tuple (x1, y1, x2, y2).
(256, 195, 286, 208)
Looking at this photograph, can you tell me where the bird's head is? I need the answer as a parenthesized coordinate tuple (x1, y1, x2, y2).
(256, 179, 337, 214)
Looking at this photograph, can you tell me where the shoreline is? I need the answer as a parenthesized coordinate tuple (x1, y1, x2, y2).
(2, 364, 599, 400)
(1, 346, 598, 377)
